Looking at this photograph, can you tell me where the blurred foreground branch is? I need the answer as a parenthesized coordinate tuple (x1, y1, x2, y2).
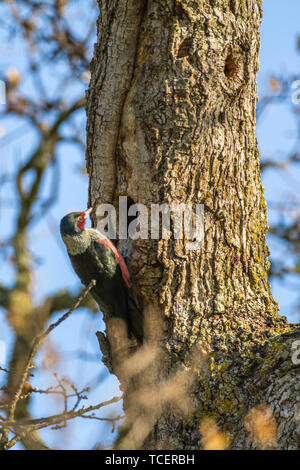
(0, 279, 122, 450)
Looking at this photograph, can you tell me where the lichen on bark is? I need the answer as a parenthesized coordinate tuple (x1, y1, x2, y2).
(86, 0, 300, 449)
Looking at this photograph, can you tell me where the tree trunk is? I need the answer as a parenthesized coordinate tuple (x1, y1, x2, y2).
(86, 0, 300, 450)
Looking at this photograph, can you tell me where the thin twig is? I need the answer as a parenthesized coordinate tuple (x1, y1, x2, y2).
(0, 279, 96, 449)
(2, 395, 122, 450)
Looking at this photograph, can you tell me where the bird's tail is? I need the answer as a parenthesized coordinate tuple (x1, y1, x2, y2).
(127, 295, 144, 343)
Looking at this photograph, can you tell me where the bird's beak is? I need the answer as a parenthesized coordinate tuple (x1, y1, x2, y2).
(84, 208, 93, 219)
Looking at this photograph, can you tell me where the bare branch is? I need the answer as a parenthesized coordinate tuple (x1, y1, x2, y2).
(0, 279, 96, 450)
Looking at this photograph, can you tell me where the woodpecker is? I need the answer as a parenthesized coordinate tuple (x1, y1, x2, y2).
(60, 208, 143, 342)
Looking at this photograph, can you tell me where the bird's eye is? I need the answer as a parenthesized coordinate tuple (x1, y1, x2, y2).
(77, 215, 85, 230)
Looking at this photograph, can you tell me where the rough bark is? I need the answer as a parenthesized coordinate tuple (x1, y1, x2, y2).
(86, 0, 300, 450)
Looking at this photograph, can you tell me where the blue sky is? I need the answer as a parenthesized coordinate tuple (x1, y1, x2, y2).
(258, 0, 300, 321)
(0, 0, 300, 449)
